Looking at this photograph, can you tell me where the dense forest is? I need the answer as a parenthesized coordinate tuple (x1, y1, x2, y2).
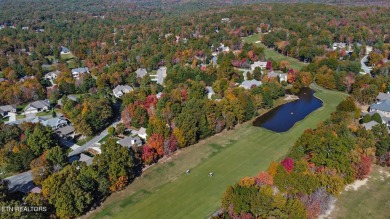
(0, 0, 389, 218)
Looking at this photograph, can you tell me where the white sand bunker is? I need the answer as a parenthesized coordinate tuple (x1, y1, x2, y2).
(255, 41, 261, 43)
(345, 178, 369, 191)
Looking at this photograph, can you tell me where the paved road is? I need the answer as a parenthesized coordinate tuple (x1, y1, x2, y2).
(361, 55, 372, 75)
(68, 121, 120, 157)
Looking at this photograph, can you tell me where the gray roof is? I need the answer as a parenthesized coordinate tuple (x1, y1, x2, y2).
(157, 67, 167, 85)
(138, 127, 147, 136)
(136, 68, 147, 78)
(57, 125, 75, 136)
(61, 46, 70, 53)
(0, 105, 16, 113)
(79, 153, 93, 166)
(5, 171, 34, 193)
(113, 85, 133, 96)
(376, 93, 390, 102)
(117, 136, 143, 148)
(206, 86, 215, 94)
(240, 80, 262, 89)
(371, 100, 390, 112)
(71, 67, 89, 74)
(42, 117, 68, 128)
(45, 70, 60, 78)
(25, 100, 50, 110)
(362, 121, 380, 130)
(267, 71, 279, 78)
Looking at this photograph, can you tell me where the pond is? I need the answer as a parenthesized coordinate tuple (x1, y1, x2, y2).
(253, 87, 323, 132)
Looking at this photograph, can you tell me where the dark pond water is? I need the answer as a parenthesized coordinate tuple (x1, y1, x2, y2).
(253, 87, 323, 132)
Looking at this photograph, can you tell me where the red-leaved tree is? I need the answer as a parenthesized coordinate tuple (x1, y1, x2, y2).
(142, 146, 158, 165)
(353, 155, 371, 180)
(281, 157, 294, 173)
(147, 133, 164, 156)
(256, 171, 273, 186)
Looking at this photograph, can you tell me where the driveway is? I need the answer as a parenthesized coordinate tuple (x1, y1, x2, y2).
(68, 121, 120, 157)
(361, 55, 372, 75)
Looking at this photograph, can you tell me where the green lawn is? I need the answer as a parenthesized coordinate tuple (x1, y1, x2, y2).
(330, 165, 390, 219)
(77, 136, 94, 146)
(85, 86, 346, 219)
(242, 33, 307, 70)
(61, 53, 75, 60)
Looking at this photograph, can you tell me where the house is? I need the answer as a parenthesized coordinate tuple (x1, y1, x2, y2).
(113, 85, 133, 98)
(278, 73, 288, 82)
(41, 117, 68, 130)
(151, 67, 167, 85)
(44, 70, 60, 80)
(370, 100, 390, 117)
(240, 80, 262, 89)
(79, 153, 93, 166)
(332, 42, 347, 50)
(221, 18, 230, 23)
(156, 92, 163, 99)
(376, 93, 390, 102)
(30, 186, 42, 194)
(136, 68, 148, 78)
(0, 105, 17, 117)
(211, 56, 218, 66)
(4, 171, 34, 194)
(24, 100, 50, 115)
(71, 67, 89, 79)
(137, 127, 147, 139)
(250, 61, 267, 70)
(206, 86, 215, 100)
(218, 43, 230, 53)
(57, 125, 75, 137)
(117, 136, 143, 148)
(19, 75, 35, 82)
(57, 95, 78, 106)
(22, 26, 29, 30)
(267, 71, 287, 82)
(60, 46, 70, 54)
(362, 121, 380, 131)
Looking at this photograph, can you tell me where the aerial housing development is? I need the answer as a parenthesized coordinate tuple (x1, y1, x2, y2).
(0, 0, 389, 219)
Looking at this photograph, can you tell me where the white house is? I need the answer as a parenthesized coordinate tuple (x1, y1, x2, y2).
(267, 71, 287, 82)
(117, 136, 143, 148)
(332, 42, 347, 50)
(362, 121, 380, 131)
(44, 70, 60, 80)
(60, 46, 70, 54)
(71, 67, 89, 79)
(250, 61, 267, 70)
(113, 85, 133, 98)
(41, 117, 68, 130)
(136, 68, 148, 78)
(218, 43, 230, 53)
(137, 127, 147, 139)
(206, 86, 215, 100)
(240, 80, 262, 89)
(0, 105, 17, 117)
(23, 100, 50, 115)
(221, 18, 231, 23)
(156, 92, 163, 99)
(370, 100, 390, 118)
(151, 67, 167, 85)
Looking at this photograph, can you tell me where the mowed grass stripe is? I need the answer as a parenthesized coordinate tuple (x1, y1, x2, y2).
(88, 87, 346, 219)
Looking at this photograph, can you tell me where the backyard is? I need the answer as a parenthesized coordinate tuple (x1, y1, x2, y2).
(84, 86, 346, 219)
(329, 165, 390, 219)
(242, 33, 307, 70)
